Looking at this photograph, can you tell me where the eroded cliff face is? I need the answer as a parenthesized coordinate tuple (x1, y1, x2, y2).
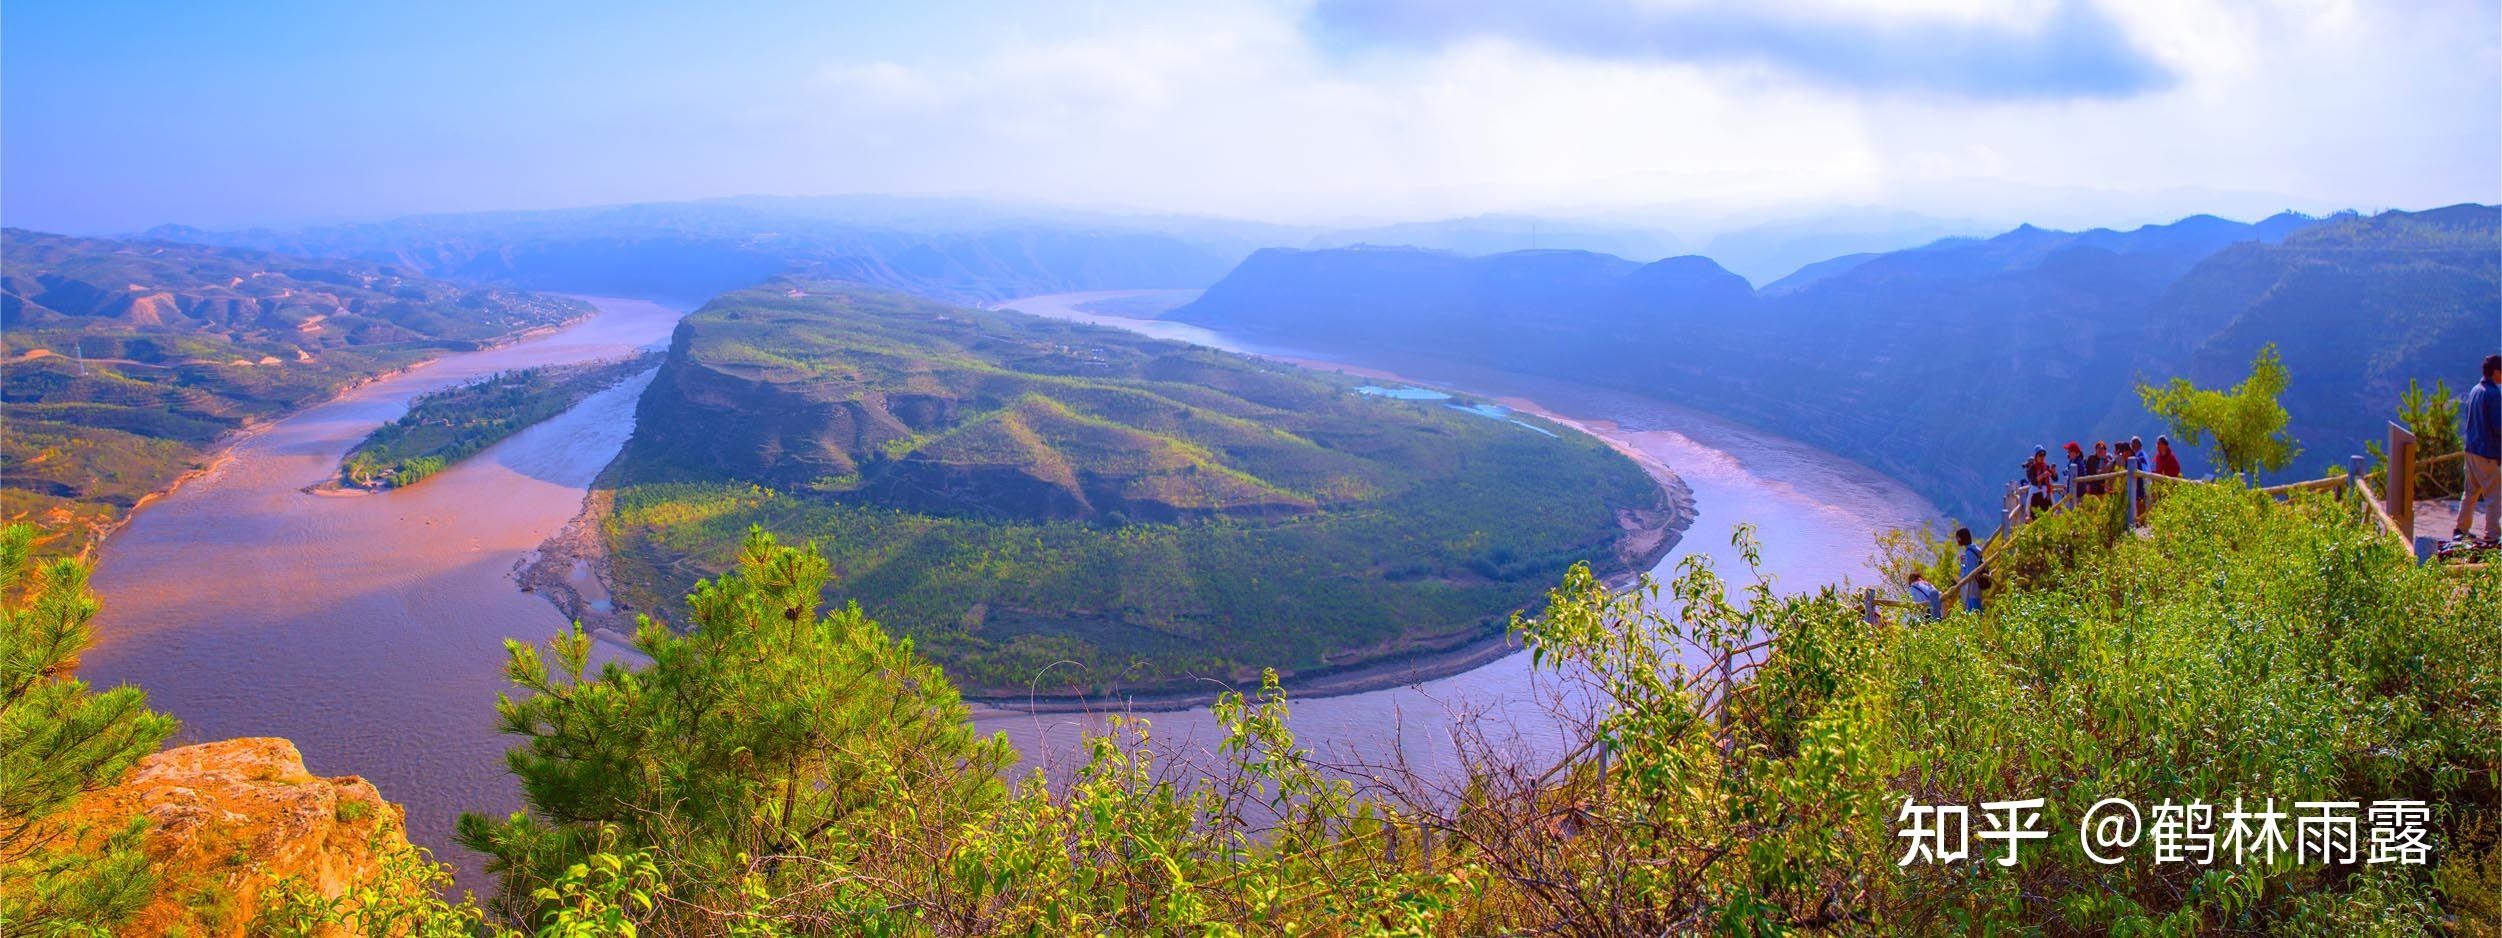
(59, 737, 406, 937)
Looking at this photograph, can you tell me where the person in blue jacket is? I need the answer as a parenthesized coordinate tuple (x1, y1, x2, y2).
(2460, 353, 2502, 544)
(2061, 442, 2087, 506)
(1907, 572, 1944, 620)
(2126, 435, 2152, 516)
(1955, 527, 1984, 612)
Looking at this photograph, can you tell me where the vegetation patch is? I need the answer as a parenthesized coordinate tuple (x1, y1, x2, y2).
(339, 353, 658, 489)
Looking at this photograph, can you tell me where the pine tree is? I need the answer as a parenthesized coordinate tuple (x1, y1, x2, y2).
(456, 525, 1013, 927)
(0, 523, 179, 929)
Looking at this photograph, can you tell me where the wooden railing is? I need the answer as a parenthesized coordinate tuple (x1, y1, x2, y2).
(1855, 419, 2482, 631)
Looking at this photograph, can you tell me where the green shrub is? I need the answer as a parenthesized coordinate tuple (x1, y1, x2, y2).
(0, 523, 180, 931)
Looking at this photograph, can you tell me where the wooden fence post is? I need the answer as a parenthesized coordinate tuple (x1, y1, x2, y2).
(2389, 421, 2417, 536)
(2348, 455, 2368, 504)
(2124, 462, 2139, 529)
(1863, 587, 1879, 625)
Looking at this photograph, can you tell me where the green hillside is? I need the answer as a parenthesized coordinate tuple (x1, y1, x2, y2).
(0, 229, 588, 551)
(601, 284, 1670, 694)
(2144, 205, 2500, 457)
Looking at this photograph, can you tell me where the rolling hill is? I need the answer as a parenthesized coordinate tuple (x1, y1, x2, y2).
(598, 284, 1674, 695)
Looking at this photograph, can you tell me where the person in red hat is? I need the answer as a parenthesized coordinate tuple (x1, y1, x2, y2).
(2154, 435, 2182, 478)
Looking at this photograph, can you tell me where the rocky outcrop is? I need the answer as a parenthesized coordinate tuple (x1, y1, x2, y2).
(61, 737, 406, 937)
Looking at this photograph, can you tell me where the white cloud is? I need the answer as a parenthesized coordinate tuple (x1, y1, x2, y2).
(738, 0, 2494, 229)
(32, 0, 2471, 232)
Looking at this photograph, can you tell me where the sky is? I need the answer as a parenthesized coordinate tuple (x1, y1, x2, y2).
(4, 0, 2496, 235)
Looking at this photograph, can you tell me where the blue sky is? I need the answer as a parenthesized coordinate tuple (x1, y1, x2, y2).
(5, 0, 2496, 234)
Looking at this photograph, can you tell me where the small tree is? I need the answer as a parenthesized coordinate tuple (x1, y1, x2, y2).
(342, 449, 389, 488)
(0, 522, 180, 929)
(456, 525, 1013, 928)
(2137, 343, 2301, 478)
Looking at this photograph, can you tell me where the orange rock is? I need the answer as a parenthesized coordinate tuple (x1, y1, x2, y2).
(60, 737, 406, 937)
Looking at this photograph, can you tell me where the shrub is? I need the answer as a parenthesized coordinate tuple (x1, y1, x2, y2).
(0, 523, 179, 931)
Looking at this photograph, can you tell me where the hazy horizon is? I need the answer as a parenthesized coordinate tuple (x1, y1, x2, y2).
(6, 0, 2496, 237)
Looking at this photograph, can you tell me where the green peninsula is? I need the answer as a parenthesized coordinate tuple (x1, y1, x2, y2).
(598, 284, 1676, 695)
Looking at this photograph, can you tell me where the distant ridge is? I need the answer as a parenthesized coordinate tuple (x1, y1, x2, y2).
(141, 196, 1254, 305)
(1176, 206, 2496, 523)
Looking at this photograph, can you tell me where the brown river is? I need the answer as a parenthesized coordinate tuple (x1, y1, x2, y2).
(81, 290, 1936, 890)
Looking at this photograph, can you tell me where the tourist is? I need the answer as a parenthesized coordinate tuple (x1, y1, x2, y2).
(2459, 353, 2501, 544)
(2085, 441, 2113, 495)
(2154, 435, 2183, 478)
(2062, 442, 2087, 505)
(2024, 446, 2056, 514)
(1907, 572, 1944, 620)
(2126, 436, 2151, 514)
(1956, 527, 1985, 612)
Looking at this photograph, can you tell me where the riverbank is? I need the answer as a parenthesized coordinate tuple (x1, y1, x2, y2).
(54, 310, 599, 558)
(518, 489, 639, 637)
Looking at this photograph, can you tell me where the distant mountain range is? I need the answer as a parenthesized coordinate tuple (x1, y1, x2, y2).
(141, 198, 1255, 305)
(135, 197, 2005, 301)
(1174, 206, 2498, 523)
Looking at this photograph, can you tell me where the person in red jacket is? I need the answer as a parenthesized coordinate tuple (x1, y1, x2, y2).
(2154, 435, 2183, 478)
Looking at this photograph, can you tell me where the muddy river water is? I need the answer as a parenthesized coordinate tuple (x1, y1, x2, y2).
(81, 290, 1935, 888)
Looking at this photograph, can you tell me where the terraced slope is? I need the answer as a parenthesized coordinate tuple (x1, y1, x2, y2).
(602, 284, 1673, 695)
(1, 229, 587, 550)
